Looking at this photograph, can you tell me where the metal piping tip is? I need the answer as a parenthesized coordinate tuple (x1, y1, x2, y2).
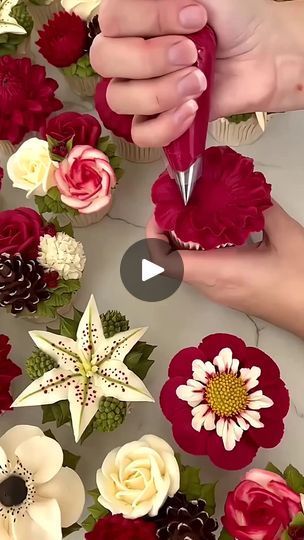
(173, 156, 203, 205)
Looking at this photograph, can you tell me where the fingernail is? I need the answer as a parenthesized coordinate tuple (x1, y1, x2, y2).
(178, 69, 206, 97)
(168, 39, 197, 66)
(179, 4, 206, 28)
(174, 100, 198, 125)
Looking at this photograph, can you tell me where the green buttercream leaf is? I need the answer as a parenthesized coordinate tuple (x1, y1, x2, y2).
(35, 187, 78, 217)
(290, 512, 304, 527)
(124, 341, 156, 380)
(62, 448, 80, 470)
(62, 523, 81, 538)
(265, 462, 283, 477)
(82, 490, 109, 532)
(81, 515, 98, 533)
(176, 454, 216, 515)
(284, 465, 304, 494)
(218, 529, 233, 540)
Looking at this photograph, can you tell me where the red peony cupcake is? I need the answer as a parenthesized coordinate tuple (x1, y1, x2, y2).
(37, 11, 99, 97)
(152, 146, 272, 251)
(0, 56, 62, 158)
(160, 333, 289, 470)
(0, 335, 22, 414)
(95, 78, 162, 163)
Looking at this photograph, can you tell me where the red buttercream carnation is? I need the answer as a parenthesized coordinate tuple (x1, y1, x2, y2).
(0, 167, 3, 190)
(95, 78, 133, 142)
(152, 146, 272, 250)
(0, 207, 45, 259)
(37, 12, 88, 68)
(0, 335, 22, 414)
(160, 333, 289, 470)
(85, 515, 157, 540)
(0, 56, 62, 144)
(42, 112, 102, 158)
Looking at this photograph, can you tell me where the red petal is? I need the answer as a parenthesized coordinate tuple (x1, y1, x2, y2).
(198, 333, 246, 360)
(159, 377, 187, 422)
(168, 347, 205, 378)
(206, 430, 258, 470)
(172, 407, 209, 455)
(248, 416, 285, 449)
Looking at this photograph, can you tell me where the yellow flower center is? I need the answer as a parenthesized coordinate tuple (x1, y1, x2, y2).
(205, 373, 248, 417)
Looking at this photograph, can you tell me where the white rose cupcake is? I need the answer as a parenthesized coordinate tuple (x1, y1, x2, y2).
(209, 112, 269, 146)
(61, 0, 100, 20)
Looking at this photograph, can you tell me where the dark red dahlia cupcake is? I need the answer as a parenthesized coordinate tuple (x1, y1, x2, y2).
(160, 333, 289, 470)
(152, 146, 272, 251)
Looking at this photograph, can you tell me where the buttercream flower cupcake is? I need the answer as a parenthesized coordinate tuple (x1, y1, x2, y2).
(0, 207, 85, 322)
(14, 295, 155, 443)
(95, 78, 162, 163)
(83, 435, 218, 538)
(0, 0, 33, 57)
(7, 112, 123, 227)
(160, 333, 290, 470)
(36, 11, 99, 97)
(27, 0, 63, 29)
(0, 334, 22, 414)
(221, 467, 304, 540)
(152, 146, 272, 250)
(0, 425, 85, 539)
(209, 112, 270, 146)
(0, 56, 62, 159)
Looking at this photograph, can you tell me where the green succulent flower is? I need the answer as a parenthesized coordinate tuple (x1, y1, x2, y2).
(101, 310, 130, 338)
(26, 349, 58, 380)
(93, 397, 127, 432)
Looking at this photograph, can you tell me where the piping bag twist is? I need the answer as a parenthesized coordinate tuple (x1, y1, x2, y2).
(163, 26, 217, 204)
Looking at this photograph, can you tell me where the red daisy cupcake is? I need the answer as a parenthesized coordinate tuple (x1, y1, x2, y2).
(160, 333, 289, 470)
(152, 146, 272, 251)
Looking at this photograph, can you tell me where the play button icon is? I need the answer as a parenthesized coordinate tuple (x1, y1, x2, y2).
(142, 259, 164, 282)
(120, 239, 184, 302)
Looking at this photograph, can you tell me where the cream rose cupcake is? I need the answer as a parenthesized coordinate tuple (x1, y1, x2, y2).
(209, 112, 269, 146)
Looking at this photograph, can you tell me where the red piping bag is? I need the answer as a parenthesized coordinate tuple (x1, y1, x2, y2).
(163, 26, 217, 204)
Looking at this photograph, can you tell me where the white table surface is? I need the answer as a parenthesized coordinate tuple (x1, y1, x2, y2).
(1, 55, 304, 538)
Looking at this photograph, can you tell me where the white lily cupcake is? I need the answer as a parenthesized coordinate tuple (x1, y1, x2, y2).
(209, 112, 269, 146)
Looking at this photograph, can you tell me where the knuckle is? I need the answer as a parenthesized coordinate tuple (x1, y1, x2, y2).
(99, 1, 119, 36)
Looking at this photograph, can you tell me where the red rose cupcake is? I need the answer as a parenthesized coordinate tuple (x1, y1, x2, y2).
(152, 146, 272, 250)
(160, 333, 289, 470)
(95, 78, 162, 163)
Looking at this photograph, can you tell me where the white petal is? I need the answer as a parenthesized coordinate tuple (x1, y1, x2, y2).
(240, 366, 261, 391)
(95, 327, 148, 365)
(68, 379, 104, 443)
(13, 368, 73, 408)
(176, 383, 202, 407)
(192, 414, 205, 432)
(12, 511, 57, 540)
(0, 518, 10, 540)
(0, 446, 8, 470)
(76, 295, 104, 362)
(215, 348, 233, 372)
(241, 410, 264, 428)
(230, 419, 244, 442)
(37, 467, 85, 527)
(29, 330, 80, 372)
(248, 391, 274, 410)
(0, 426, 43, 467)
(204, 411, 216, 431)
(202, 361, 216, 375)
(301, 493, 304, 512)
(236, 416, 249, 431)
(231, 358, 240, 374)
(192, 359, 208, 383)
(216, 417, 225, 438)
(222, 420, 237, 451)
(213, 354, 225, 373)
(96, 360, 154, 403)
(28, 499, 61, 539)
(15, 435, 63, 484)
(187, 379, 204, 390)
(191, 403, 209, 417)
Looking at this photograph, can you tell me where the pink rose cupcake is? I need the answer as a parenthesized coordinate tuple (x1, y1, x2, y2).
(152, 146, 272, 250)
(95, 78, 162, 163)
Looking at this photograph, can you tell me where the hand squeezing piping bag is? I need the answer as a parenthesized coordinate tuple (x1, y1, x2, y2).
(163, 26, 217, 204)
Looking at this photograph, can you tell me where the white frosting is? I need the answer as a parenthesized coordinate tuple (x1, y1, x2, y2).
(7, 138, 56, 198)
(0, 0, 27, 35)
(38, 232, 86, 280)
(0, 425, 85, 540)
(61, 0, 100, 20)
(96, 434, 180, 518)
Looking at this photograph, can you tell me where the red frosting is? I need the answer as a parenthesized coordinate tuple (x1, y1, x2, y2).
(85, 515, 157, 540)
(0, 335, 22, 414)
(152, 146, 272, 250)
(95, 78, 133, 142)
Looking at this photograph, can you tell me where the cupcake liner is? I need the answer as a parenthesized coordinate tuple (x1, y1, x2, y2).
(64, 74, 100, 97)
(0, 140, 17, 159)
(208, 114, 269, 146)
(28, 0, 63, 29)
(170, 231, 234, 251)
(70, 200, 112, 228)
(111, 134, 162, 163)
